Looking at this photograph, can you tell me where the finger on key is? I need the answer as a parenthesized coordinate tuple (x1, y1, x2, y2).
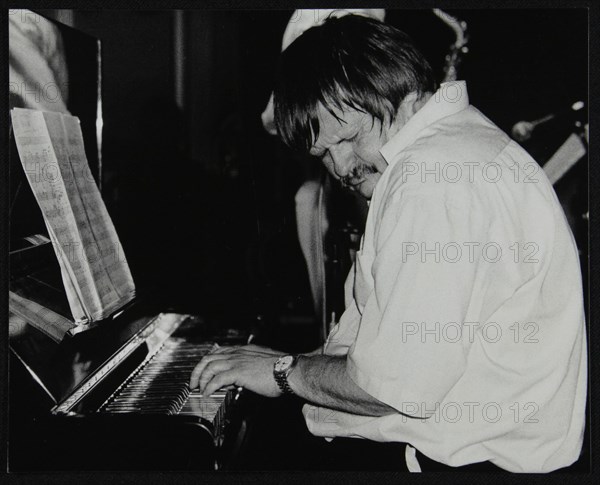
(198, 359, 235, 394)
(204, 370, 237, 398)
(189, 353, 234, 390)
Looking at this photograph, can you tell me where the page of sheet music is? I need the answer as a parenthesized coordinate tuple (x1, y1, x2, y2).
(61, 114, 136, 310)
(11, 108, 92, 322)
(11, 108, 135, 325)
(49, 111, 135, 318)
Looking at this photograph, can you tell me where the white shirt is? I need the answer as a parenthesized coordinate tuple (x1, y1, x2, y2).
(303, 82, 587, 473)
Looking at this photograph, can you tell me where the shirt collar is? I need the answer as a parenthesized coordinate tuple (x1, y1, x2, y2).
(379, 81, 470, 165)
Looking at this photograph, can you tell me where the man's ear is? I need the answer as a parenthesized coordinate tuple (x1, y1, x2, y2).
(398, 91, 431, 119)
(392, 92, 419, 126)
(402, 92, 421, 115)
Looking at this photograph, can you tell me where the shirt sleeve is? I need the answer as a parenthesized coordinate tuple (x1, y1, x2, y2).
(346, 185, 490, 415)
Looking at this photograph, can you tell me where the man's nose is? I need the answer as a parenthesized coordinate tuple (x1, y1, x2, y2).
(328, 144, 354, 178)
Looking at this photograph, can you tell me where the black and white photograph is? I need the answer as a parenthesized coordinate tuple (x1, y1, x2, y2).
(3, 3, 592, 479)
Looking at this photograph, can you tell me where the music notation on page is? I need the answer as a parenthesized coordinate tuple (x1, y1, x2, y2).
(11, 108, 136, 331)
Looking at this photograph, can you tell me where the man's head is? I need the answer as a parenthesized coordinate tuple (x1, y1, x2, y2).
(274, 15, 437, 198)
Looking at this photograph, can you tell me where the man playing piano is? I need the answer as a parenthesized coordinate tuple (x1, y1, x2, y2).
(190, 15, 587, 472)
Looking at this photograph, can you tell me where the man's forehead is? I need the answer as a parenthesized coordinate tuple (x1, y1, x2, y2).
(316, 102, 361, 126)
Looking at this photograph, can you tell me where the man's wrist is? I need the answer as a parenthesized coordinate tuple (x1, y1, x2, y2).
(273, 354, 300, 396)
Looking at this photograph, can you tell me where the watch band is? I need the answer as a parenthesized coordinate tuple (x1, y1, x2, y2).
(274, 355, 298, 395)
(274, 372, 295, 395)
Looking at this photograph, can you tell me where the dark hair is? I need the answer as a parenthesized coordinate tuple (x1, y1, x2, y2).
(274, 15, 437, 153)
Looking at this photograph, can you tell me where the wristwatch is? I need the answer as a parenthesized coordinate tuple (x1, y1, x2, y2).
(273, 354, 299, 395)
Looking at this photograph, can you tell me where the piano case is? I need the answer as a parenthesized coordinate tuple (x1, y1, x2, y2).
(9, 288, 250, 471)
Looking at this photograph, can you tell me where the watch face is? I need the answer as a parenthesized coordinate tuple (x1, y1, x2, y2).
(275, 355, 294, 372)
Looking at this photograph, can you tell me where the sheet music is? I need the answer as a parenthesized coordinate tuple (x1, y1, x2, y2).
(11, 108, 135, 325)
(9, 291, 74, 343)
(61, 115, 135, 302)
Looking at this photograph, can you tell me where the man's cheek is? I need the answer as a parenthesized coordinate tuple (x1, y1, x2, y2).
(356, 150, 378, 169)
(322, 162, 340, 180)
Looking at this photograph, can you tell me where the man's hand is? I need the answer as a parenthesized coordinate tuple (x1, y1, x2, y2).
(230, 344, 286, 357)
(189, 345, 284, 397)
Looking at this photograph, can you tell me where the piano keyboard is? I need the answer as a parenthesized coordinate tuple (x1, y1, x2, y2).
(99, 338, 237, 442)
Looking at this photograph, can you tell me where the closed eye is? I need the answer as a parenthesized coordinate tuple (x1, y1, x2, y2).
(312, 134, 357, 158)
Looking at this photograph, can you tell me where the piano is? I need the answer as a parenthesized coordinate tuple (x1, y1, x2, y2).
(8, 11, 251, 472)
(9, 274, 252, 471)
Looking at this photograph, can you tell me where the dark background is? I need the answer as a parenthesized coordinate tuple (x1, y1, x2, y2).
(25, 9, 588, 346)
(6, 7, 590, 474)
